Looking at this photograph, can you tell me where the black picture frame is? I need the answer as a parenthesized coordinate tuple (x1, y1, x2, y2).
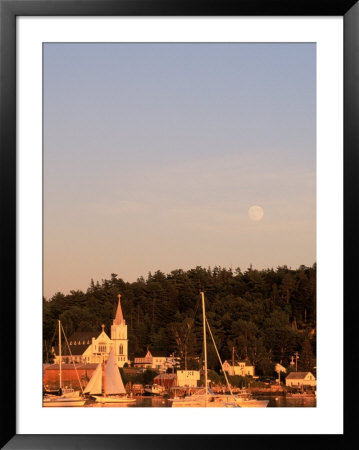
(1, 1, 357, 448)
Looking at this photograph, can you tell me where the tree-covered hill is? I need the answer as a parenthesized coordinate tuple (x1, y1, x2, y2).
(43, 264, 316, 376)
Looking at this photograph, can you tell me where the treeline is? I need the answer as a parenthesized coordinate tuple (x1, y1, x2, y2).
(43, 264, 316, 376)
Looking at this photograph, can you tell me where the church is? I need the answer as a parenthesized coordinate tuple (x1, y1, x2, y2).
(53, 294, 128, 368)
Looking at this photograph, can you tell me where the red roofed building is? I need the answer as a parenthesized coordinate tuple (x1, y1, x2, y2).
(153, 373, 177, 388)
(43, 363, 98, 390)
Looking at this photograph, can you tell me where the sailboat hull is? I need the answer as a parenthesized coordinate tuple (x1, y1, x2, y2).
(171, 393, 269, 408)
(215, 392, 269, 407)
(43, 397, 86, 407)
(236, 399, 269, 407)
(171, 398, 238, 407)
(92, 395, 136, 404)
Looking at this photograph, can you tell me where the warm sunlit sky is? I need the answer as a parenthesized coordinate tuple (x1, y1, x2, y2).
(43, 43, 316, 299)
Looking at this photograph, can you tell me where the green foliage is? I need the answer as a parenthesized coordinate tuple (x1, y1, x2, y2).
(142, 369, 158, 385)
(227, 375, 250, 388)
(43, 265, 316, 373)
(298, 338, 316, 372)
(208, 369, 221, 384)
(120, 368, 157, 386)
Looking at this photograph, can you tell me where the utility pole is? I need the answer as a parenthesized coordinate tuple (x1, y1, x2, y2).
(290, 355, 295, 368)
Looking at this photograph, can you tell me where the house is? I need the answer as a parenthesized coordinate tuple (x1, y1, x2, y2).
(176, 370, 200, 387)
(222, 360, 255, 377)
(133, 350, 152, 369)
(134, 350, 177, 373)
(275, 363, 287, 383)
(285, 372, 316, 388)
(52, 294, 129, 368)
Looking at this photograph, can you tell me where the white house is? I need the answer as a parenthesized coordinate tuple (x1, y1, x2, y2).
(275, 363, 287, 383)
(53, 294, 129, 368)
(134, 350, 178, 373)
(222, 360, 255, 377)
(285, 372, 316, 388)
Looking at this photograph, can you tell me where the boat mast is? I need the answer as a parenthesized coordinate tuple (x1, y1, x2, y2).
(232, 346, 235, 376)
(102, 356, 106, 398)
(201, 292, 208, 408)
(58, 320, 62, 390)
(60, 322, 85, 394)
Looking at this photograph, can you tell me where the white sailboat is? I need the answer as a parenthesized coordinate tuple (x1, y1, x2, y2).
(219, 389, 269, 408)
(43, 320, 86, 407)
(85, 348, 136, 404)
(172, 292, 237, 408)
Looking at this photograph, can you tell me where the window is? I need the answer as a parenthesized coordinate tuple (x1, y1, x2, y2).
(98, 343, 106, 353)
(119, 344, 123, 355)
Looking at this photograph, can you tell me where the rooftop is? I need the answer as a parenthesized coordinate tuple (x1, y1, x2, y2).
(286, 372, 313, 379)
(154, 373, 177, 380)
(68, 331, 98, 341)
(223, 360, 252, 367)
(53, 343, 90, 356)
(44, 363, 99, 370)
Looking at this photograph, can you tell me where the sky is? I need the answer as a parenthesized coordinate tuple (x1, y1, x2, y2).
(43, 43, 316, 299)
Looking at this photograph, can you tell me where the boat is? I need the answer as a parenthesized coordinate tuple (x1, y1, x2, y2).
(233, 388, 268, 407)
(172, 292, 239, 408)
(43, 391, 85, 407)
(172, 292, 268, 408)
(43, 386, 62, 396)
(43, 320, 86, 407)
(84, 348, 136, 404)
(170, 390, 236, 407)
(208, 388, 269, 407)
(170, 387, 268, 408)
(144, 384, 166, 396)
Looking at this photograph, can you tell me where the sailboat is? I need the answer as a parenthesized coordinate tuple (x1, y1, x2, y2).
(84, 348, 136, 404)
(172, 292, 238, 408)
(43, 320, 86, 407)
(172, 292, 268, 408)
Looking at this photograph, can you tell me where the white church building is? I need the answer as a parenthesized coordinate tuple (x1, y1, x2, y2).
(53, 294, 129, 368)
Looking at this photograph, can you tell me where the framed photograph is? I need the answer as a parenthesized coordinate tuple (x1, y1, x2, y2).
(1, 0, 356, 448)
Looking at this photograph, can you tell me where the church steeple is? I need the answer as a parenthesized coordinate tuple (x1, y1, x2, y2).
(114, 294, 125, 325)
(111, 293, 128, 368)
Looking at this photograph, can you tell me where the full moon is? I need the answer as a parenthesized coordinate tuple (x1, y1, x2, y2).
(248, 205, 264, 221)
